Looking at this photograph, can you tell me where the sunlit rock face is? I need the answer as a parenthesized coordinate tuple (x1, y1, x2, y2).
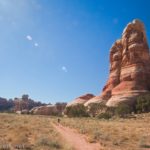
(85, 19, 150, 107)
(67, 94, 95, 107)
(30, 105, 58, 115)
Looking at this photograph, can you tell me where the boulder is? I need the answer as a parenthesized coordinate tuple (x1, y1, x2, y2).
(30, 105, 58, 115)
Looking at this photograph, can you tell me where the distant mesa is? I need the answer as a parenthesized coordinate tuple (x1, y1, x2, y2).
(68, 19, 150, 107)
(0, 94, 67, 116)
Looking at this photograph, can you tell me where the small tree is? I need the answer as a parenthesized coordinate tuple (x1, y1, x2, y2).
(55, 102, 67, 115)
(106, 106, 116, 116)
(65, 104, 89, 117)
(115, 103, 131, 117)
(136, 94, 150, 113)
(88, 103, 107, 117)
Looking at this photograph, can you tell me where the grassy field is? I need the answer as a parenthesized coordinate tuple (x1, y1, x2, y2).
(59, 113, 150, 150)
(0, 113, 72, 150)
(0, 113, 150, 150)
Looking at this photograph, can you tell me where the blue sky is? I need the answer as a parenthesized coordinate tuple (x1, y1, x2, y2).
(0, 0, 150, 103)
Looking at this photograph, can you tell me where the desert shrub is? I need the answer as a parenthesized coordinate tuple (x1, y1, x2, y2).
(106, 106, 116, 115)
(49, 140, 61, 149)
(65, 104, 89, 117)
(37, 137, 61, 149)
(37, 137, 51, 146)
(115, 103, 131, 117)
(89, 103, 131, 119)
(135, 94, 150, 113)
(88, 103, 107, 117)
(96, 112, 112, 119)
(139, 136, 150, 148)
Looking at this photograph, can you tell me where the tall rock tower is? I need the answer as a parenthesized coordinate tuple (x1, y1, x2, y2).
(85, 19, 150, 107)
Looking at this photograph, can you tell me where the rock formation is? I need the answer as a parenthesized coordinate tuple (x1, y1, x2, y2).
(30, 105, 58, 115)
(85, 19, 150, 107)
(67, 94, 95, 106)
(30, 103, 67, 115)
(69, 19, 150, 107)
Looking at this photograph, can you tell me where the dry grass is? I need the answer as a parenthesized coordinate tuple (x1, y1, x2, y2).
(0, 113, 149, 150)
(58, 113, 150, 150)
(0, 113, 72, 150)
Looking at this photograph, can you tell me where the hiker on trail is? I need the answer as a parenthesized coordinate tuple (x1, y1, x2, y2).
(57, 118, 60, 124)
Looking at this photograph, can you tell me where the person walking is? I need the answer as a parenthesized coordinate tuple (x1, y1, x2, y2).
(57, 118, 60, 124)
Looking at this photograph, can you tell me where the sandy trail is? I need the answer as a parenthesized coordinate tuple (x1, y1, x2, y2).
(52, 123, 102, 150)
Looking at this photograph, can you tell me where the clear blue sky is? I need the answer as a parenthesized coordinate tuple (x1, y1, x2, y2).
(0, 0, 150, 103)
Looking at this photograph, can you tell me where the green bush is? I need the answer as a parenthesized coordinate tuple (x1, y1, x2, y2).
(115, 103, 131, 117)
(65, 104, 89, 117)
(37, 137, 61, 149)
(135, 94, 150, 113)
(88, 103, 107, 117)
(106, 106, 116, 116)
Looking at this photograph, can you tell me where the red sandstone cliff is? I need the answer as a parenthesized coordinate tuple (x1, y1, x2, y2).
(85, 19, 150, 107)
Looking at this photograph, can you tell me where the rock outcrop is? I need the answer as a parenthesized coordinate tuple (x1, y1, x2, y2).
(68, 19, 150, 107)
(67, 94, 95, 107)
(84, 19, 150, 107)
(30, 105, 58, 115)
(30, 103, 67, 115)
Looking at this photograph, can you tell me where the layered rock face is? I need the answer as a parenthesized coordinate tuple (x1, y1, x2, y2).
(68, 19, 150, 107)
(67, 94, 95, 106)
(85, 19, 150, 107)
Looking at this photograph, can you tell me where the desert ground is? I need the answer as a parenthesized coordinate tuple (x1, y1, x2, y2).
(0, 114, 73, 150)
(0, 113, 150, 150)
(58, 114, 150, 150)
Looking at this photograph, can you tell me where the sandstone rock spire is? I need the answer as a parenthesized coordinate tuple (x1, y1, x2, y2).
(85, 19, 150, 107)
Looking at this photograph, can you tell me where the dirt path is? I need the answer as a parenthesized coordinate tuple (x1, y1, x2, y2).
(52, 123, 102, 150)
